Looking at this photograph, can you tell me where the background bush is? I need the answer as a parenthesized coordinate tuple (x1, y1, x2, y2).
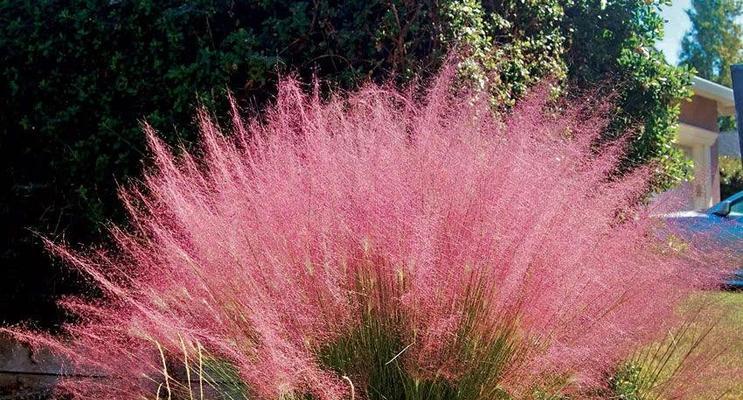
(0, 0, 691, 327)
(720, 156, 743, 200)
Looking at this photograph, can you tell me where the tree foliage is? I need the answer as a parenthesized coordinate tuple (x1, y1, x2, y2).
(679, 0, 743, 87)
(0, 0, 691, 327)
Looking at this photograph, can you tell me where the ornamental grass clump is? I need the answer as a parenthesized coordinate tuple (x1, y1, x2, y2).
(3, 67, 737, 399)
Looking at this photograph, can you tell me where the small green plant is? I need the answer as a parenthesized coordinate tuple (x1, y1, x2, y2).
(610, 363, 643, 400)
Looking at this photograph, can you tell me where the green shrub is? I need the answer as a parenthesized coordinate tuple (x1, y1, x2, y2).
(0, 0, 691, 326)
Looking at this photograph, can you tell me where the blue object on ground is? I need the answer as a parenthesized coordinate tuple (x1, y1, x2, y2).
(663, 191, 743, 289)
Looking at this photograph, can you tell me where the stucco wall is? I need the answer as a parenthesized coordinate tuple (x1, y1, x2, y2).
(677, 95, 722, 207)
(0, 337, 61, 398)
(680, 95, 720, 131)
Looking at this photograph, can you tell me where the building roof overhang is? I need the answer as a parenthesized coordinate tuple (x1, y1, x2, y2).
(691, 76, 736, 116)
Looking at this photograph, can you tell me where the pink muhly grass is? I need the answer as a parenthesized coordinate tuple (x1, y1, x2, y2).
(1, 66, 737, 400)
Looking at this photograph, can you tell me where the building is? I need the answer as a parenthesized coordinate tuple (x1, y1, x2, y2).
(673, 76, 736, 210)
(718, 129, 741, 159)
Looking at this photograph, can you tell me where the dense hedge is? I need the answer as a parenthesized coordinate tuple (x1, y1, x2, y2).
(0, 0, 691, 327)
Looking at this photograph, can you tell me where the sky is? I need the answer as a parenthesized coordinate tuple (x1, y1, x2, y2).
(656, 0, 692, 65)
(656, 0, 743, 66)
